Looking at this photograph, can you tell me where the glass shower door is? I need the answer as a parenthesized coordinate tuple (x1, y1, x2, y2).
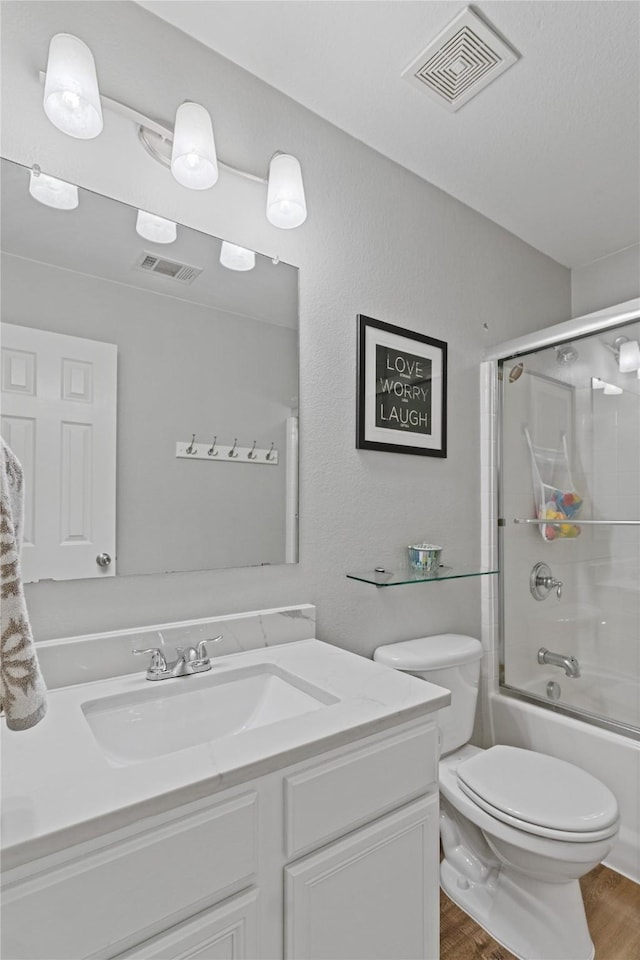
(499, 320, 640, 737)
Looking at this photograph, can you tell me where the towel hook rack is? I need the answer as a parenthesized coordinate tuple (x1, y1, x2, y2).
(176, 437, 277, 465)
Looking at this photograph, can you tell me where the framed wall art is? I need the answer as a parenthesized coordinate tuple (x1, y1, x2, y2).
(356, 315, 447, 458)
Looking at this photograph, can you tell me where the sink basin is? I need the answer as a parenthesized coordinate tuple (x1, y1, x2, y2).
(81, 663, 339, 765)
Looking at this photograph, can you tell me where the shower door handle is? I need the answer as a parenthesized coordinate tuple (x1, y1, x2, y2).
(530, 562, 563, 600)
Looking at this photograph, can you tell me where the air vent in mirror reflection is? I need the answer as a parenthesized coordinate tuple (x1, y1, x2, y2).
(134, 252, 202, 284)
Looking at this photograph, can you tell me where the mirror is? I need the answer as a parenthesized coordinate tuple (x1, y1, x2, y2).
(0, 158, 299, 580)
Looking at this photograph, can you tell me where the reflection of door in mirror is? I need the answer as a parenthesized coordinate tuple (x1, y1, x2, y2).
(0, 156, 299, 577)
(1, 323, 117, 582)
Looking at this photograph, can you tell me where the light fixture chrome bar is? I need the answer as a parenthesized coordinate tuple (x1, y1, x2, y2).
(39, 70, 267, 185)
(512, 518, 640, 526)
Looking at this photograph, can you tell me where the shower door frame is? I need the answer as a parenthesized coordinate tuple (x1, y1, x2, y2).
(481, 298, 640, 742)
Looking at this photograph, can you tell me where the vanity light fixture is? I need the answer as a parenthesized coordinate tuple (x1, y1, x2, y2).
(43, 34, 103, 139)
(266, 154, 307, 229)
(28, 165, 79, 209)
(219, 241, 256, 271)
(170, 101, 218, 190)
(41, 34, 307, 228)
(135, 210, 177, 244)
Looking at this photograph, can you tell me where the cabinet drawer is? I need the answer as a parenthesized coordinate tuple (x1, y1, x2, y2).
(1, 792, 258, 960)
(115, 889, 259, 960)
(284, 723, 437, 858)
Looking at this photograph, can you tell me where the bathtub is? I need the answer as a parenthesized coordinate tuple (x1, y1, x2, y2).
(522, 668, 640, 731)
(490, 689, 640, 883)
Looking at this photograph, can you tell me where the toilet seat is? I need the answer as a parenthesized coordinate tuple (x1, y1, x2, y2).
(456, 745, 619, 842)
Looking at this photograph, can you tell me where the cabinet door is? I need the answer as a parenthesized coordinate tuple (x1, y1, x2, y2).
(285, 794, 439, 960)
(115, 889, 258, 960)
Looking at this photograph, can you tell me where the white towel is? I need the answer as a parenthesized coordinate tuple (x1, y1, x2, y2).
(1, 439, 47, 730)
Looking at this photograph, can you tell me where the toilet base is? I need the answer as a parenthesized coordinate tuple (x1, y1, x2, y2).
(440, 857, 594, 960)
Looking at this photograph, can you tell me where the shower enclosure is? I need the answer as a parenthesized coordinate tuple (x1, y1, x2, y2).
(496, 309, 640, 740)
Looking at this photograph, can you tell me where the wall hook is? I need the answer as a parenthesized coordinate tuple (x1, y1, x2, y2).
(266, 442, 275, 461)
(207, 436, 218, 457)
(247, 440, 257, 460)
(186, 433, 197, 454)
(228, 438, 239, 458)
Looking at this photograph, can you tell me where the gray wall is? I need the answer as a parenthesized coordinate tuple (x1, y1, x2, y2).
(1, 1, 570, 656)
(571, 244, 640, 317)
(2, 253, 296, 573)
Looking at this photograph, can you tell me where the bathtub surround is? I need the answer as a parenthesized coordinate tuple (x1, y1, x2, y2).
(0, 1, 569, 653)
(482, 299, 640, 883)
(0, 440, 47, 730)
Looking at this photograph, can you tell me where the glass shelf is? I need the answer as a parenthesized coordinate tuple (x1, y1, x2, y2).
(346, 564, 499, 587)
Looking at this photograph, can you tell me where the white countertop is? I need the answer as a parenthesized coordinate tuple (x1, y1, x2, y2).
(1, 639, 449, 869)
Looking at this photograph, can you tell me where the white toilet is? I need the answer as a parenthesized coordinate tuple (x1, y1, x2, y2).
(373, 634, 620, 960)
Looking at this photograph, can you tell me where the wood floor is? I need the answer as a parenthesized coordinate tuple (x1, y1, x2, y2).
(440, 864, 640, 960)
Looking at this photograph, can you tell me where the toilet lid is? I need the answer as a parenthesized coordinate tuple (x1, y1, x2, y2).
(373, 634, 482, 670)
(456, 745, 619, 835)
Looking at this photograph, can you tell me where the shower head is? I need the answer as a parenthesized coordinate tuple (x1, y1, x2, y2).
(556, 344, 578, 365)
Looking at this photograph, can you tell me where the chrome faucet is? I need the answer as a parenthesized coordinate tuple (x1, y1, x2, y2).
(133, 636, 223, 680)
(537, 647, 580, 678)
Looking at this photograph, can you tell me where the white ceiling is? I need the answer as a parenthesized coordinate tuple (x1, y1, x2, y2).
(136, 0, 640, 270)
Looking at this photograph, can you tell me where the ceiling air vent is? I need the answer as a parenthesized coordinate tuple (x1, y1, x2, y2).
(402, 7, 518, 112)
(134, 252, 203, 284)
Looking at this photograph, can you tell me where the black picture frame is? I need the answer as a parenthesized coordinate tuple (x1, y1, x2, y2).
(356, 315, 447, 458)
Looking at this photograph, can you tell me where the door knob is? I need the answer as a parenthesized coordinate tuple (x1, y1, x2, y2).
(96, 552, 112, 567)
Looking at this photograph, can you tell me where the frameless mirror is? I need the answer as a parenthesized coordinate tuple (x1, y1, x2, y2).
(0, 158, 299, 580)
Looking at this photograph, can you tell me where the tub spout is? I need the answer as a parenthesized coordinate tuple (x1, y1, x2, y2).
(538, 647, 581, 678)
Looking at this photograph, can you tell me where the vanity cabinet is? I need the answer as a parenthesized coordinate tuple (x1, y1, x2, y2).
(1, 718, 439, 960)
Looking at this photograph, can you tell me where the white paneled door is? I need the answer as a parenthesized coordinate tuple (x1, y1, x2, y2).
(1, 323, 117, 581)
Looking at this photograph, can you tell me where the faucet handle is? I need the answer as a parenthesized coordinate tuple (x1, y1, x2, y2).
(133, 647, 168, 676)
(196, 635, 223, 662)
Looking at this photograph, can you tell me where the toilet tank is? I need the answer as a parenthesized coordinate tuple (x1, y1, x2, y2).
(373, 634, 483, 755)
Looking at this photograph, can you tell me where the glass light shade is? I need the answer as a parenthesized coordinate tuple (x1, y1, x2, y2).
(618, 339, 640, 373)
(43, 34, 103, 139)
(170, 102, 218, 190)
(603, 382, 623, 395)
(29, 169, 78, 209)
(136, 210, 177, 244)
(266, 154, 307, 229)
(219, 241, 255, 271)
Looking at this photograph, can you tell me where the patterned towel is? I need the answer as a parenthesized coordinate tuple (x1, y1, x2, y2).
(1, 439, 47, 730)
